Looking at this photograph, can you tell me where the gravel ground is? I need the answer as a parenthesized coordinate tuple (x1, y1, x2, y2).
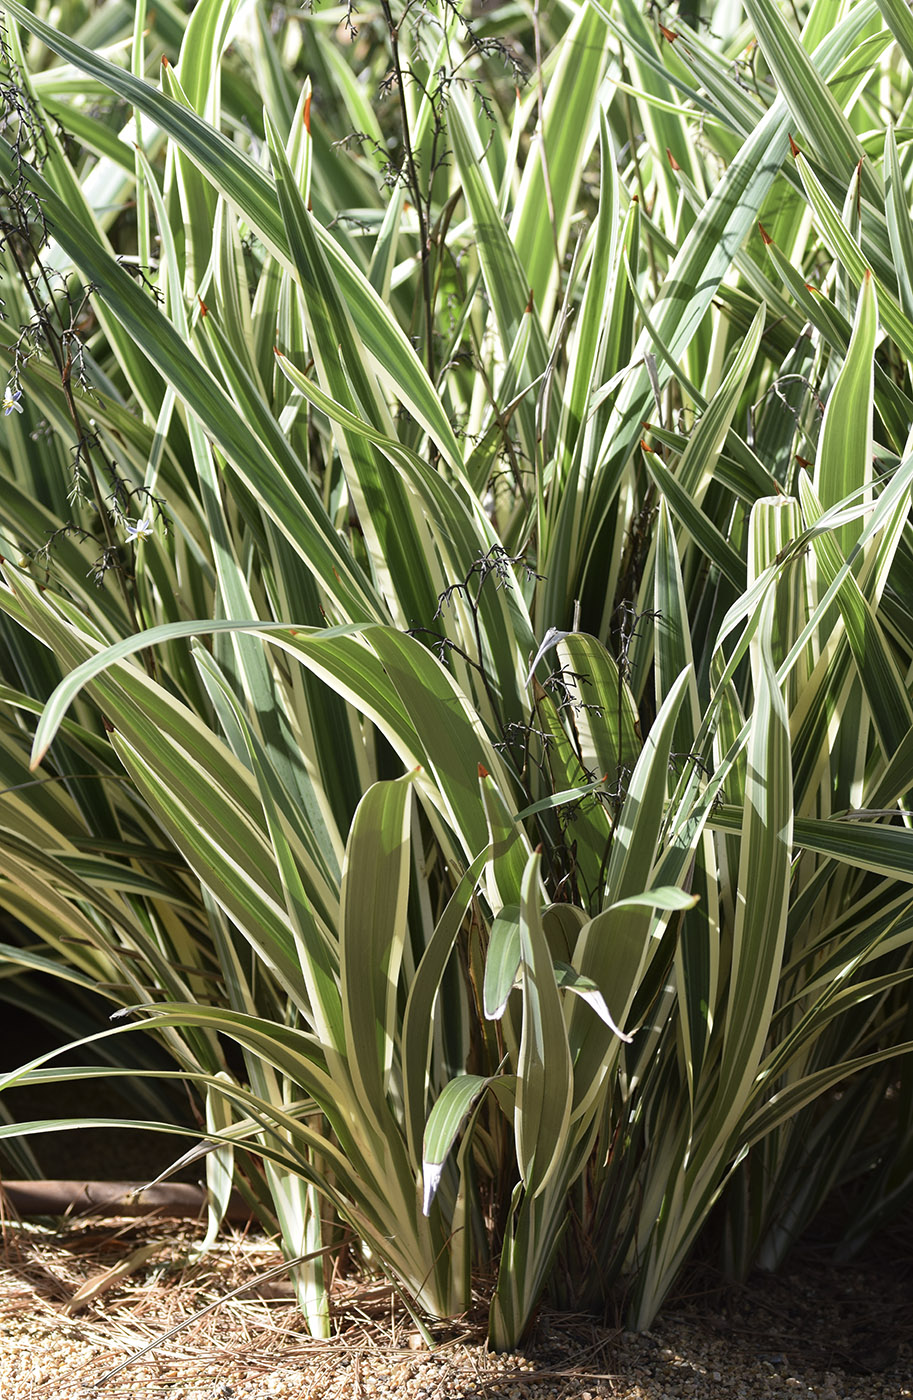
(1, 1214, 911, 1400)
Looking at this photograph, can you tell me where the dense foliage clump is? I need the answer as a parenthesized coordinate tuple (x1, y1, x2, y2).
(1, 0, 913, 1348)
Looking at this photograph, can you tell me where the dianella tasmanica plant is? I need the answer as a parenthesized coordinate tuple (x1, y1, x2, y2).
(1, 0, 913, 1350)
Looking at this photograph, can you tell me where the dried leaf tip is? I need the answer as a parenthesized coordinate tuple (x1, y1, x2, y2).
(525, 289, 535, 314)
(758, 222, 773, 245)
(161, 55, 169, 68)
(659, 24, 677, 41)
(788, 133, 801, 157)
(640, 438, 655, 454)
(198, 296, 208, 316)
(102, 717, 116, 733)
(478, 764, 489, 779)
(666, 147, 680, 171)
(303, 93, 311, 133)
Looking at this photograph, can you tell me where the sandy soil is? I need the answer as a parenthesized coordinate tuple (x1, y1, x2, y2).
(1, 1210, 911, 1400)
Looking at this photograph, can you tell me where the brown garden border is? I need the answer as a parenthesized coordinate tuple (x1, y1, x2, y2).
(0, 1179, 252, 1221)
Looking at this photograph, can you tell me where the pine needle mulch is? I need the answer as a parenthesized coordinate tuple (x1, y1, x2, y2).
(1, 1202, 913, 1400)
(0, 1209, 619, 1400)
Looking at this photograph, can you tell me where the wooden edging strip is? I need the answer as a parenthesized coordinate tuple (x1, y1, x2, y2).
(0, 1179, 253, 1221)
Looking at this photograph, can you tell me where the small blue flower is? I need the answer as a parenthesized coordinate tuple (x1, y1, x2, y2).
(125, 516, 155, 543)
(2, 387, 22, 416)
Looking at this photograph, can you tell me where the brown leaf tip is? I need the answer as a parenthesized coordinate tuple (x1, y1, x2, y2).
(640, 439, 655, 454)
(758, 222, 773, 245)
(788, 133, 801, 157)
(478, 764, 489, 779)
(161, 55, 170, 68)
(659, 24, 677, 41)
(666, 147, 680, 172)
(198, 296, 208, 316)
(303, 92, 311, 133)
(102, 717, 116, 733)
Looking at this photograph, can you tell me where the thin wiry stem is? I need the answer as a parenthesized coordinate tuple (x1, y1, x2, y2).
(379, 0, 436, 383)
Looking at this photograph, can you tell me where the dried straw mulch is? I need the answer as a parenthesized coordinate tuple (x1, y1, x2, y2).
(1, 1204, 912, 1400)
